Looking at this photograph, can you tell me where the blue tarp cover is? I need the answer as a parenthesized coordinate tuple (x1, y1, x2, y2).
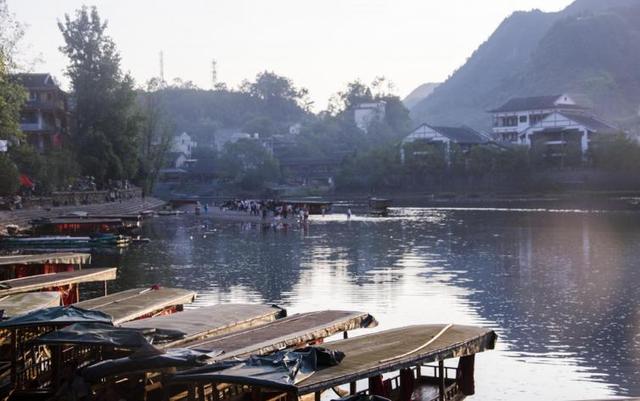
(0, 306, 112, 328)
(171, 347, 345, 391)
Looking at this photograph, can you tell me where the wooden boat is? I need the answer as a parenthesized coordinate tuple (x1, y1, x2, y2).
(0, 253, 90, 281)
(29, 217, 127, 236)
(0, 234, 130, 248)
(60, 213, 143, 233)
(75, 287, 197, 324)
(167, 324, 497, 401)
(44, 310, 378, 400)
(281, 199, 332, 215)
(369, 198, 392, 216)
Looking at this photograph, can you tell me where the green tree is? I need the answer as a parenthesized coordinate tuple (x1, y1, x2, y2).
(58, 6, 141, 185)
(0, 153, 19, 195)
(219, 139, 279, 190)
(138, 78, 174, 194)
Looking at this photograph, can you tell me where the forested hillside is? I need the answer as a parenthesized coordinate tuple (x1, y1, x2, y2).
(410, 0, 640, 132)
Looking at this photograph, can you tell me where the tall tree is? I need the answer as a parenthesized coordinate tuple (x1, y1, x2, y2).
(0, 0, 24, 145)
(138, 77, 174, 194)
(58, 6, 141, 185)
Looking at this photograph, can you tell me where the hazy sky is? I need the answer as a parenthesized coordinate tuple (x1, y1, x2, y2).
(8, 0, 574, 110)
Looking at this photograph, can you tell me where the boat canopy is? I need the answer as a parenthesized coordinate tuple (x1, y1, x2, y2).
(0, 292, 61, 318)
(171, 324, 497, 395)
(34, 218, 124, 225)
(184, 310, 377, 357)
(0, 306, 112, 329)
(75, 287, 197, 324)
(0, 252, 91, 266)
(122, 304, 286, 346)
(0, 268, 117, 297)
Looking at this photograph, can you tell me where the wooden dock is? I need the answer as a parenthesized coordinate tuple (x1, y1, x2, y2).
(0, 268, 117, 297)
(183, 310, 377, 358)
(122, 303, 286, 346)
(75, 287, 197, 324)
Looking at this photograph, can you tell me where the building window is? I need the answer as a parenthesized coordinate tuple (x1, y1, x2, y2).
(28, 91, 37, 101)
(519, 115, 527, 123)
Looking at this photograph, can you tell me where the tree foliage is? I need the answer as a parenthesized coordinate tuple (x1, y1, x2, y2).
(218, 139, 279, 190)
(58, 6, 141, 185)
(0, 153, 18, 195)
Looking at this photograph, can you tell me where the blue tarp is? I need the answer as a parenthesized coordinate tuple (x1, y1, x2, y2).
(0, 306, 112, 329)
(171, 347, 345, 391)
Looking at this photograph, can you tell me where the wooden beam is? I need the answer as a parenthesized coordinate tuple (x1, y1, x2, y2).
(438, 360, 445, 401)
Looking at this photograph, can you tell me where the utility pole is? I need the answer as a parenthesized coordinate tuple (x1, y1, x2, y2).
(211, 59, 217, 89)
(159, 51, 165, 85)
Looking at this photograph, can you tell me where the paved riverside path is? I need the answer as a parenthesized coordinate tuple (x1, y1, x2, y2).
(0, 197, 165, 231)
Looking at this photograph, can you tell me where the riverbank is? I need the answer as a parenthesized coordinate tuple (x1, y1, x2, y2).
(0, 196, 165, 232)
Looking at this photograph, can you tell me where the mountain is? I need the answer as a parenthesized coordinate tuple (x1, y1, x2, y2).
(402, 82, 439, 109)
(410, 0, 640, 132)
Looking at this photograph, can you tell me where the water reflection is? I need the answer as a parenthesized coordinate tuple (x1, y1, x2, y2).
(102, 209, 640, 400)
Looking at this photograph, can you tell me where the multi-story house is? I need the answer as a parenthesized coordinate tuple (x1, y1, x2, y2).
(11, 73, 70, 153)
(490, 94, 620, 162)
(401, 124, 491, 164)
(490, 94, 588, 144)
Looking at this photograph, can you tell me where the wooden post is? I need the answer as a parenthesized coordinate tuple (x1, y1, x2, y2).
(438, 360, 445, 401)
(343, 331, 348, 339)
(251, 386, 261, 401)
(10, 329, 16, 387)
(188, 384, 196, 401)
(416, 365, 421, 378)
(350, 382, 357, 395)
(104, 280, 108, 296)
(314, 391, 321, 401)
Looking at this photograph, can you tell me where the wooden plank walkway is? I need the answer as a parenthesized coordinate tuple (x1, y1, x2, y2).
(0, 268, 117, 296)
(184, 310, 377, 359)
(122, 304, 286, 346)
(0, 197, 165, 230)
(76, 287, 197, 324)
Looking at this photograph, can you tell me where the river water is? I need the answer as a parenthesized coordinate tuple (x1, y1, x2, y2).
(100, 207, 640, 400)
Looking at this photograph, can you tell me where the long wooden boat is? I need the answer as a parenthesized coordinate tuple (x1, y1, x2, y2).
(75, 287, 197, 324)
(38, 309, 378, 400)
(0, 234, 130, 248)
(168, 324, 497, 401)
(60, 213, 143, 233)
(29, 217, 127, 236)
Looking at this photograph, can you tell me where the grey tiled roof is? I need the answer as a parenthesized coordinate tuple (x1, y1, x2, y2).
(490, 95, 587, 113)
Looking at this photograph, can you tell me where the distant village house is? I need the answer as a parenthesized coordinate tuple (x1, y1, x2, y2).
(401, 124, 491, 164)
(354, 101, 386, 133)
(10, 73, 69, 153)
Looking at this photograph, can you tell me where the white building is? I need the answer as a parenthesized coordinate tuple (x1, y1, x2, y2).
(522, 111, 619, 161)
(490, 94, 587, 143)
(213, 129, 259, 151)
(490, 94, 620, 161)
(354, 101, 386, 133)
(171, 132, 196, 158)
(401, 124, 491, 164)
